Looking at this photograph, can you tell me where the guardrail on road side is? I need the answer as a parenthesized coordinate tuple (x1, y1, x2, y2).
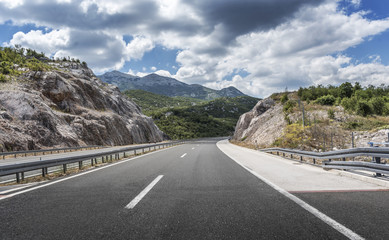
(0, 141, 182, 183)
(261, 147, 389, 176)
(1, 145, 104, 159)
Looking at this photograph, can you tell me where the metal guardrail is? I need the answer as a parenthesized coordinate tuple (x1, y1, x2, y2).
(261, 147, 389, 176)
(0, 141, 182, 183)
(322, 161, 389, 175)
(1, 145, 103, 159)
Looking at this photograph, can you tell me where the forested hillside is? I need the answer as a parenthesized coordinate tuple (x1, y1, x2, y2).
(125, 90, 259, 139)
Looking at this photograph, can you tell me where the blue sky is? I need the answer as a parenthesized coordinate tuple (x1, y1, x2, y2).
(0, 0, 389, 97)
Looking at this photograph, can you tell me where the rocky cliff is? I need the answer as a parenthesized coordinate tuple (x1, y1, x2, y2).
(233, 96, 389, 150)
(232, 98, 286, 147)
(0, 62, 166, 151)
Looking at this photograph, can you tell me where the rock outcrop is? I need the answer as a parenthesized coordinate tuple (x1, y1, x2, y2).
(0, 62, 166, 151)
(232, 98, 286, 147)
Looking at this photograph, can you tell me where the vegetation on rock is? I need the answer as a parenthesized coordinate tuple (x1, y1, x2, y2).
(297, 82, 389, 116)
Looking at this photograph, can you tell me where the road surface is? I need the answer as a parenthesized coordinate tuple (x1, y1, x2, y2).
(1, 139, 388, 239)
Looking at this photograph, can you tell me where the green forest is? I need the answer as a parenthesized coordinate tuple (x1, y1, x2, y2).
(125, 90, 259, 139)
(297, 82, 389, 116)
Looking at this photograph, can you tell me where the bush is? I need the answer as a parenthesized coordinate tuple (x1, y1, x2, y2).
(370, 97, 385, 115)
(280, 94, 288, 104)
(327, 109, 335, 119)
(283, 100, 296, 113)
(341, 97, 357, 112)
(314, 95, 336, 105)
(356, 100, 372, 117)
(0, 73, 6, 82)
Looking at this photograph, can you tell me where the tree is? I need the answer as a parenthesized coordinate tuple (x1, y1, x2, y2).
(339, 82, 353, 98)
(370, 97, 385, 115)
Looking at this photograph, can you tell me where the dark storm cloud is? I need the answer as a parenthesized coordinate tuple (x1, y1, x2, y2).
(182, 0, 325, 43)
(0, 1, 159, 30)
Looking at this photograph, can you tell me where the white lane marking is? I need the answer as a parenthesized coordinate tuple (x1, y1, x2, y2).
(180, 153, 187, 158)
(0, 183, 38, 194)
(125, 175, 164, 209)
(0, 147, 175, 201)
(192, 147, 195, 150)
(226, 150, 364, 240)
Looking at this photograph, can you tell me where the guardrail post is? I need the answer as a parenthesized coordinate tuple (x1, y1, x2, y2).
(63, 164, 67, 173)
(110, 155, 112, 161)
(142, 148, 144, 154)
(16, 173, 20, 183)
(91, 159, 94, 166)
(79, 161, 82, 169)
(375, 157, 382, 177)
(123, 152, 126, 158)
(300, 156, 303, 162)
(291, 154, 293, 159)
(21, 172, 24, 181)
(313, 158, 316, 164)
(283, 153, 285, 157)
(342, 157, 346, 161)
(42, 168, 46, 177)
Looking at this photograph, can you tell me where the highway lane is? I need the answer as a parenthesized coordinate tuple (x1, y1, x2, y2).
(0, 139, 385, 239)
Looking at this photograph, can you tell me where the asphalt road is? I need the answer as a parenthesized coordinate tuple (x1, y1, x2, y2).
(0, 139, 388, 239)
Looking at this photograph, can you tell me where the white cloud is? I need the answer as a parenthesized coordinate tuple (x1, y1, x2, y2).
(154, 70, 172, 77)
(172, 1, 389, 97)
(2, 0, 389, 97)
(125, 36, 154, 61)
(150, 66, 157, 71)
(9, 29, 69, 54)
(0, 0, 23, 9)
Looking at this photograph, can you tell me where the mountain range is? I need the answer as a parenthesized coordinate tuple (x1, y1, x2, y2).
(98, 71, 246, 100)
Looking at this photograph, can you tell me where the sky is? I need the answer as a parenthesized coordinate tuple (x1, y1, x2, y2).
(0, 0, 389, 98)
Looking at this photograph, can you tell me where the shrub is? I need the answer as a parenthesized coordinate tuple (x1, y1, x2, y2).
(0, 73, 6, 82)
(341, 97, 357, 112)
(327, 109, 335, 119)
(283, 100, 296, 113)
(370, 97, 385, 115)
(280, 94, 288, 104)
(356, 100, 372, 117)
(314, 95, 336, 105)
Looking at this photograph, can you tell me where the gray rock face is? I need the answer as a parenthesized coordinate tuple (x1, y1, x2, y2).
(233, 98, 286, 147)
(0, 62, 166, 151)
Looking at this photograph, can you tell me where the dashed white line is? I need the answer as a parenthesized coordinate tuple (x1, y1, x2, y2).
(0, 147, 175, 201)
(180, 153, 187, 158)
(125, 175, 164, 209)
(192, 147, 195, 150)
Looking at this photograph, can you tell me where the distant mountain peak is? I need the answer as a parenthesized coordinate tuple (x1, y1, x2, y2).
(98, 71, 247, 100)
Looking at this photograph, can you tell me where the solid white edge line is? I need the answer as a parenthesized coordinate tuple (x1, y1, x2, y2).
(180, 153, 187, 158)
(125, 175, 164, 209)
(0, 183, 38, 194)
(216, 141, 364, 240)
(0, 146, 176, 201)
